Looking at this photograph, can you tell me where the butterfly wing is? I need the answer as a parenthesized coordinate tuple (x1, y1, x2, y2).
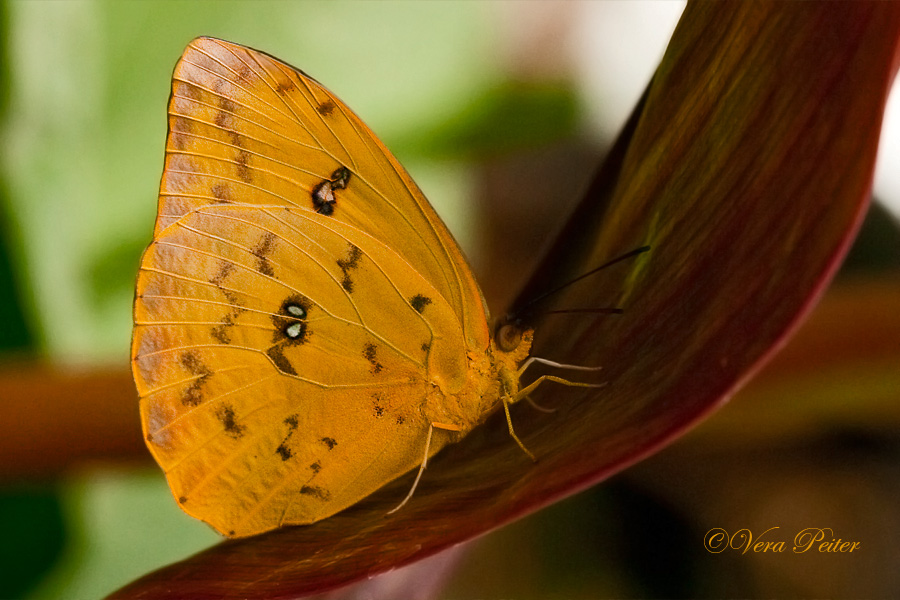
(159, 36, 489, 351)
(133, 204, 476, 536)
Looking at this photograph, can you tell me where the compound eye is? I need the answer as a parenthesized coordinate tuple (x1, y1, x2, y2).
(495, 323, 523, 353)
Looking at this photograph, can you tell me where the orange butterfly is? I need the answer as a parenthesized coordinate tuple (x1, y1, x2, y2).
(132, 37, 595, 537)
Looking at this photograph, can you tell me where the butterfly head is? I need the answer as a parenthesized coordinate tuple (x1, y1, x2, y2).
(492, 318, 533, 366)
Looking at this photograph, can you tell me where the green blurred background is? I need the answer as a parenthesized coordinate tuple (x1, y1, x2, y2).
(2, 1, 899, 598)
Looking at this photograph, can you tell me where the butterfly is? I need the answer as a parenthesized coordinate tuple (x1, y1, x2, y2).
(132, 37, 596, 537)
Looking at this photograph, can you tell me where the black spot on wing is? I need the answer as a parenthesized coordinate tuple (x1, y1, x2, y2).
(299, 485, 331, 501)
(251, 232, 277, 277)
(275, 415, 298, 461)
(320, 437, 337, 450)
(396, 415, 405, 425)
(218, 404, 246, 439)
(310, 461, 321, 474)
(180, 351, 211, 406)
(410, 294, 432, 313)
(363, 342, 383, 374)
(372, 394, 385, 418)
(270, 294, 311, 346)
(337, 244, 362, 293)
(267, 346, 297, 376)
(330, 167, 350, 190)
(311, 167, 351, 215)
(178, 496, 188, 504)
(275, 414, 300, 460)
(316, 100, 335, 116)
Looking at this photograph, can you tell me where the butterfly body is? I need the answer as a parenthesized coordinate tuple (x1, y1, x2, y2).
(133, 38, 533, 536)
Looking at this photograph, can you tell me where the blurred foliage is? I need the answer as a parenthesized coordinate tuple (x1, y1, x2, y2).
(396, 80, 581, 160)
(840, 202, 900, 275)
(0, 3, 67, 598)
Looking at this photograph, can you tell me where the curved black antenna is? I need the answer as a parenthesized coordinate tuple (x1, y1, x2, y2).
(510, 245, 650, 320)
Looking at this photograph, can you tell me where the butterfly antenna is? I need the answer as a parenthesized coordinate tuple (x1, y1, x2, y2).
(512, 245, 650, 320)
(543, 308, 624, 315)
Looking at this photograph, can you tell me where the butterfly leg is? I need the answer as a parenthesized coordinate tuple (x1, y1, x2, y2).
(502, 396, 537, 462)
(505, 371, 606, 461)
(387, 421, 462, 515)
(515, 375, 607, 401)
(523, 394, 556, 413)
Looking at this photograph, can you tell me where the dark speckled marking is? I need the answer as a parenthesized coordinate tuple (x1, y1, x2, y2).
(267, 346, 297, 376)
(299, 485, 331, 501)
(210, 261, 242, 307)
(276, 414, 299, 461)
(316, 100, 335, 116)
(276, 79, 295, 94)
(170, 116, 193, 150)
(228, 530, 235, 536)
(251, 232, 277, 277)
(211, 261, 234, 285)
(214, 109, 231, 129)
(176, 81, 201, 102)
(211, 183, 231, 203)
(228, 129, 243, 150)
(421, 342, 431, 352)
(337, 244, 362, 293)
(218, 91, 237, 114)
(211, 313, 234, 344)
(410, 294, 432, 313)
(363, 342, 383, 374)
(372, 395, 385, 418)
(180, 351, 211, 406)
(178, 496, 188, 504)
(310, 461, 321, 474)
(218, 404, 246, 439)
(235, 149, 252, 183)
(396, 416, 405, 425)
(320, 437, 337, 450)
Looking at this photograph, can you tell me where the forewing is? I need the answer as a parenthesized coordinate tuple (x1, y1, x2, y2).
(159, 37, 489, 351)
